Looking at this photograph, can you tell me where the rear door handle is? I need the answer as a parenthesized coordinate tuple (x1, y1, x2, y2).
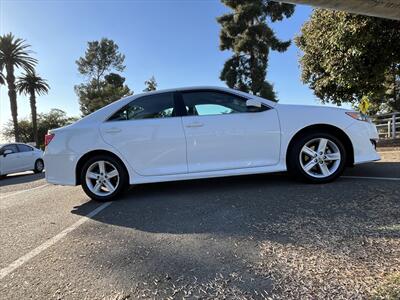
(186, 122, 204, 128)
(105, 128, 122, 133)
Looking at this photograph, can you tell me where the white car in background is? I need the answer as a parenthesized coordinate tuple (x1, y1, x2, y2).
(44, 86, 380, 201)
(0, 143, 44, 177)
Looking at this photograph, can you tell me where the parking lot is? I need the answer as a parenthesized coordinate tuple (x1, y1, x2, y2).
(1, 159, 399, 299)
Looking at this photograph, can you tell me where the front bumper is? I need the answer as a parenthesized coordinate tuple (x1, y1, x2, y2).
(345, 121, 380, 165)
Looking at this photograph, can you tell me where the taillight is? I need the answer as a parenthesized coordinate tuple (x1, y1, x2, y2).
(45, 133, 55, 147)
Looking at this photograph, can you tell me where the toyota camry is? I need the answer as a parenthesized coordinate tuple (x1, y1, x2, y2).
(43, 87, 380, 201)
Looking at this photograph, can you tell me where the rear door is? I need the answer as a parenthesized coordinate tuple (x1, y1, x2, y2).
(179, 90, 281, 173)
(100, 92, 188, 176)
(16, 144, 35, 170)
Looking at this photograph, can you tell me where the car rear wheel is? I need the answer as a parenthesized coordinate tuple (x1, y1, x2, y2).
(81, 155, 127, 201)
(34, 159, 44, 173)
(288, 132, 346, 183)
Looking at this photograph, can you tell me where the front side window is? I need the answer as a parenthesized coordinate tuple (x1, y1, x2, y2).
(181, 91, 268, 116)
(17, 144, 33, 152)
(0, 144, 19, 155)
(109, 93, 175, 121)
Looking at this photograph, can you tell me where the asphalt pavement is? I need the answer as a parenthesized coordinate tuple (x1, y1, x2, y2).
(0, 161, 399, 299)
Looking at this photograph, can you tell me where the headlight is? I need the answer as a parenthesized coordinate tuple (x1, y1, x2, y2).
(345, 112, 371, 122)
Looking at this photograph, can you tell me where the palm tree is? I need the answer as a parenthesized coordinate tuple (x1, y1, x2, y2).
(0, 67, 5, 85)
(16, 71, 49, 146)
(0, 33, 37, 142)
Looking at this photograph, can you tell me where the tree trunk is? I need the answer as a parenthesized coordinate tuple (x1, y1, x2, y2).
(393, 63, 400, 112)
(249, 51, 257, 94)
(29, 88, 38, 146)
(5, 64, 20, 142)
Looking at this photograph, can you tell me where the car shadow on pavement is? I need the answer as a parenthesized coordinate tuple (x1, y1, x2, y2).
(344, 161, 400, 178)
(71, 165, 400, 240)
(70, 164, 400, 298)
(0, 172, 45, 187)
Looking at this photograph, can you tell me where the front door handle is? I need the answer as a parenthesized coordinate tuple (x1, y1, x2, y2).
(105, 128, 122, 133)
(186, 122, 204, 128)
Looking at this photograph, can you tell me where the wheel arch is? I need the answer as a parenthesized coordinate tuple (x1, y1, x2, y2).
(35, 157, 44, 163)
(286, 124, 354, 167)
(75, 149, 130, 185)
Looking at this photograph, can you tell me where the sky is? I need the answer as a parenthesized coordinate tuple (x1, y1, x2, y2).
(0, 0, 334, 130)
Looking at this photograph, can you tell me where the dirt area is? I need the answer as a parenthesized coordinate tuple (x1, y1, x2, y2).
(377, 138, 400, 149)
(376, 139, 400, 162)
(251, 195, 400, 299)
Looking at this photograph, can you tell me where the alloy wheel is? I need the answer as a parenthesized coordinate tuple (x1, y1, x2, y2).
(85, 160, 120, 196)
(299, 138, 341, 178)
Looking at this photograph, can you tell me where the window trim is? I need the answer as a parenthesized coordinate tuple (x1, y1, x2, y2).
(176, 89, 270, 118)
(1, 144, 19, 155)
(105, 89, 273, 122)
(16, 144, 34, 152)
(106, 92, 180, 122)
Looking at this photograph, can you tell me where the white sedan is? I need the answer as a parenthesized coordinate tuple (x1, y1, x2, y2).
(44, 87, 380, 201)
(0, 143, 44, 177)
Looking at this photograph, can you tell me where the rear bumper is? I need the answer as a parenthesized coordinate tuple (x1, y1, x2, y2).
(346, 121, 380, 165)
(44, 153, 78, 186)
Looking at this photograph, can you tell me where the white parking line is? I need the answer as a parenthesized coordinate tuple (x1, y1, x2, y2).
(1, 184, 49, 199)
(0, 201, 112, 280)
(342, 176, 400, 181)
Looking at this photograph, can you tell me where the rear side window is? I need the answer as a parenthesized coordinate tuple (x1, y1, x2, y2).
(108, 93, 176, 121)
(0, 144, 19, 155)
(181, 91, 268, 116)
(17, 144, 33, 152)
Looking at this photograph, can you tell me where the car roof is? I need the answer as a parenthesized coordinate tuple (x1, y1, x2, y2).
(136, 86, 265, 98)
(0, 143, 34, 147)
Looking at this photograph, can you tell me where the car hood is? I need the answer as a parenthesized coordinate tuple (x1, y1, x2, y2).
(275, 103, 352, 113)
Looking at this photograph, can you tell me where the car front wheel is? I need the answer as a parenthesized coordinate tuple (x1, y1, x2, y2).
(288, 132, 346, 183)
(34, 159, 44, 173)
(81, 155, 127, 201)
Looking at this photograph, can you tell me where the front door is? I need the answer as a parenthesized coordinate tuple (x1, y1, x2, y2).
(100, 92, 187, 176)
(0, 144, 23, 174)
(179, 90, 281, 173)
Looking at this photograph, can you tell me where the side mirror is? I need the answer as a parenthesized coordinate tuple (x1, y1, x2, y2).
(246, 99, 262, 108)
(3, 149, 13, 157)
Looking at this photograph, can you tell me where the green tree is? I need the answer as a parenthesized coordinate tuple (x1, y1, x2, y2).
(2, 119, 33, 143)
(75, 38, 132, 115)
(76, 38, 125, 88)
(2, 109, 78, 148)
(296, 9, 400, 113)
(0, 33, 37, 141)
(16, 71, 50, 146)
(143, 75, 157, 92)
(217, 0, 294, 101)
(104, 72, 125, 87)
(76, 74, 131, 115)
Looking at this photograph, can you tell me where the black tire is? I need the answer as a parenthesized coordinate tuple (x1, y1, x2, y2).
(34, 159, 44, 173)
(80, 155, 128, 201)
(287, 131, 347, 183)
